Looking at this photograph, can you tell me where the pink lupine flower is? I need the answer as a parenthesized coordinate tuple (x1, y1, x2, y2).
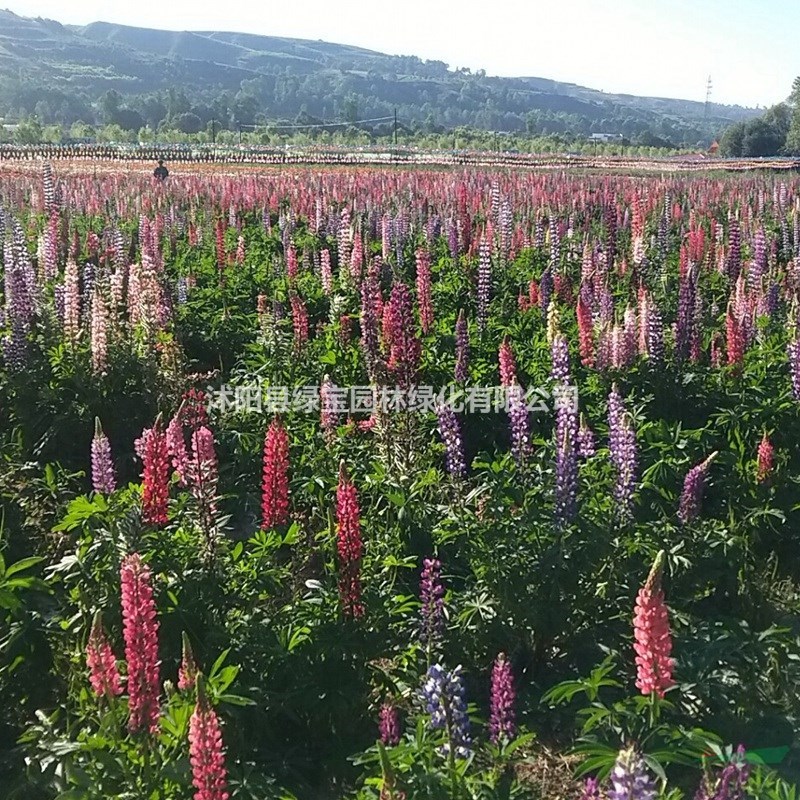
(498, 337, 517, 387)
(189, 676, 230, 800)
(756, 434, 775, 483)
(633, 550, 675, 699)
(86, 611, 122, 698)
(415, 248, 434, 334)
(120, 554, 161, 733)
(336, 462, 364, 618)
(142, 418, 170, 527)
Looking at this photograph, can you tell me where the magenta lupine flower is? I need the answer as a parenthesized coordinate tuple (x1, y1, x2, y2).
(489, 653, 516, 744)
(91, 418, 116, 494)
(120, 553, 161, 734)
(385, 283, 421, 387)
(436, 404, 467, 478)
(507, 382, 531, 464)
(420, 557, 445, 650)
(189, 677, 230, 800)
(454, 309, 470, 383)
(290, 294, 309, 351)
(416, 248, 434, 334)
(499, 337, 517, 387)
(167, 413, 190, 485)
(677, 453, 717, 525)
(633, 551, 675, 699)
(86, 611, 122, 699)
(379, 703, 401, 746)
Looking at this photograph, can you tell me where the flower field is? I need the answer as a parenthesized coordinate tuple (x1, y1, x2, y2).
(1, 161, 800, 799)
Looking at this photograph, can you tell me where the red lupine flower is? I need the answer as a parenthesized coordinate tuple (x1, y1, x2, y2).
(142, 418, 170, 526)
(633, 551, 675, 699)
(261, 417, 290, 529)
(120, 553, 161, 733)
(336, 462, 364, 618)
(86, 610, 122, 699)
(498, 337, 517, 387)
(189, 676, 230, 800)
(179, 631, 199, 692)
(757, 433, 775, 483)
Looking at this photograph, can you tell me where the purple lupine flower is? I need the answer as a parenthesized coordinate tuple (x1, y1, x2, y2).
(726, 220, 741, 281)
(608, 746, 656, 800)
(577, 415, 596, 459)
(91, 418, 116, 494)
(436, 404, 467, 478)
(580, 777, 601, 800)
(539, 267, 553, 312)
(608, 387, 637, 522)
(555, 401, 578, 527)
(695, 744, 750, 800)
(646, 300, 665, 365)
(455, 309, 470, 383)
(477, 235, 492, 331)
(677, 453, 717, 525)
(320, 374, 340, 438)
(788, 336, 800, 400)
(551, 334, 570, 383)
(676, 266, 697, 362)
(507, 382, 531, 464)
(420, 558, 445, 649)
(379, 703, 401, 746)
(421, 664, 471, 758)
(489, 653, 516, 744)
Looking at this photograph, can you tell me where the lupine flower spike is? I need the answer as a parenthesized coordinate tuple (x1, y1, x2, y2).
(86, 610, 122, 699)
(633, 550, 675, 698)
(189, 674, 230, 800)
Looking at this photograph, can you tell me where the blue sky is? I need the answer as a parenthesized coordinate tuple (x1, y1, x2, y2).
(6, 0, 798, 107)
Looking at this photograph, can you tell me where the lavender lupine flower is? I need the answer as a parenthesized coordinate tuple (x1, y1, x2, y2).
(477, 236, 492, 331)
(421, 664, 472, 758)
(608, 746, 656, 800)
(436, 405, 467, 478)
(420, 558, 445, 650)
(788, 336, 800, 400)
(555, 401, 578, 527)
(489, 653, 516, 744)
(577, 415, 596, 459)
(677, 453, 717, 525)
(91, 418, 116, 494)
(455, 309, 470, 383)
(550, 334, 570, 383)
(507, 382, 531, 464)
(608, 387, 637, 522)
(379, 703, 401, 746)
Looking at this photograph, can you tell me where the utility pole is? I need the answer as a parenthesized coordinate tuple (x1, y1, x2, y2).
(704, 75, 713, 119)
(393, 107, 398, 146)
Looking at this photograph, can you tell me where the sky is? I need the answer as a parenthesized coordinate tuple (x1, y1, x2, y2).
(5, 0, 799, 107)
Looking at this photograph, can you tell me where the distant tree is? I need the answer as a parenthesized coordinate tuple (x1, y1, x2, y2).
(741, 118, 784, 156)
(787, 76, 800, 154)
(174, 112, 202, 134)
(13, 117, 42, 144)
(101, 90, 122, 124)
(114, 108, 145, 132)
(719, 121, 746, 156)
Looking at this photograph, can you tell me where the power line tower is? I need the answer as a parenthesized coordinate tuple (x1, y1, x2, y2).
(704, 75, 713, 119)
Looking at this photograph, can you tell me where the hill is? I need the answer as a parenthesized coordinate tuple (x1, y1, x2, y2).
(0, 8, 760, 144)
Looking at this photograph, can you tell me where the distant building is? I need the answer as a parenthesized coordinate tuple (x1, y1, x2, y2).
(588, 133, 624, 142)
